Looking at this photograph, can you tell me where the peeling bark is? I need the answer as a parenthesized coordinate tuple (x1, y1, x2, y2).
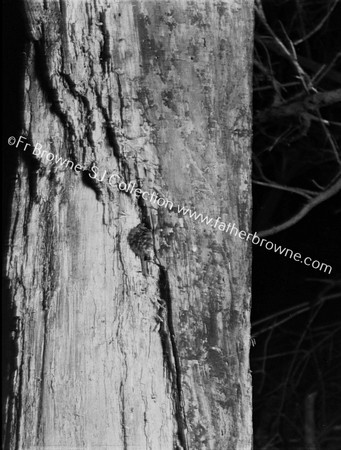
(3, 0, 253, 449)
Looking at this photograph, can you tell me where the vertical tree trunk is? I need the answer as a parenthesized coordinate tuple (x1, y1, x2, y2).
(3, 0, 253, 448)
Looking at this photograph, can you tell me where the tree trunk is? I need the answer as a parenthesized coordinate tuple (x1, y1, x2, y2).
(3, 0, 253, 448)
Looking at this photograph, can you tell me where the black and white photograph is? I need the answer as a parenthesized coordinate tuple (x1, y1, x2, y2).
(2, 0, 341, 448)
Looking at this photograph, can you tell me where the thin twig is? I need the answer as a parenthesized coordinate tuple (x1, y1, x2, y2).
(257, 326, 275, 395)
(294, 0, 339, 45)
(253, 180, 317, 199)
(256, 88, 341, 123)
(258, 175, 341, 237)
(304, 392, 318, 450)
(252, 305, 311, 338)
(254, 81, 300, 93)
(255, 35, 284, 103)
(277, 301, 324, 428)
(252, 302, 309, 328)
(253, 350, 306, 361)
(314, 51, 341, 85)
(316, 109, 341, 166)
(255, 0, 310, 91)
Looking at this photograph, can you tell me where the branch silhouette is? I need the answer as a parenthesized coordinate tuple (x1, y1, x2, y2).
(258, 175, 341, 237)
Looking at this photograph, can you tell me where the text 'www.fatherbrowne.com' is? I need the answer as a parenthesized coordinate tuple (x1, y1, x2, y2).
(176, 206, 332, 274)
(9, 135, 332, 274)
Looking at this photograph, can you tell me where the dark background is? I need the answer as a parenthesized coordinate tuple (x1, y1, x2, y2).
(2, 0, 26, 434)
(2, 1, 341, 449)
(252, 1, 341, 448)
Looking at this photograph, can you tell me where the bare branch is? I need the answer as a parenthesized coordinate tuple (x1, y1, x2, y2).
(252, 302, 309, 328)
(255, 0, 310, 90)
(314, 51, 341, 85)
(253, 58, 283, 99)
(304, 392, 318, 450)
(315, 110, 341, 165)
(294, 0, 339, 45)
(258, 175, 341, 237)
(253, 179, 317, 199)
(252, 305, 310, 338)
(254, 81, 300, 93)
(256, 88, 341, 123)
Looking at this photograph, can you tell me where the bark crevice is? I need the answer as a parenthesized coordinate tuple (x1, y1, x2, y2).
(116, 73, 125, 129)
(158, 267, 188, 450)
(36, 311, 48, 444)
(33, 37, 77, 163)
(119, 382, 128, 450)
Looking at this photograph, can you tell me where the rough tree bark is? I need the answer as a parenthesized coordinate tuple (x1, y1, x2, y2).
(3, 0, 253, 449)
